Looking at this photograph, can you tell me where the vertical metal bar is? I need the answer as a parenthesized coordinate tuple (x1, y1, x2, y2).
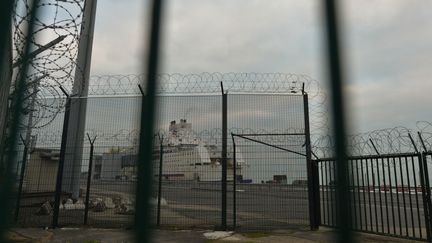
(393, 157, 402, 236)
(387, 158, 396, 235)
(398, 157, 408, 237)
(360, 159, 367, 231)
(349, 158, 356, 230)
(404, 156, 415, 238)
(411, 155, 422, 239)
(376, 158, 384, 234)
(371, 158, 378, 232)
(157, 139, 163, 226)
(221, 84, 227, 230)
(0, 1, 14, 159)
(0, 0, 36, 237)
(323, 1, 352, 241)
(53, 94, 71, 228)
(345, 159, 352, 229)
(418, 154, 431, 241)
(350, 159, 355, 229)
(304, 92, 319, 230)
(14, 136, 28, 222)
(320, 162, 325, 225)
(423, 153, 432, 240)
(231, 134, 237, 229)
(135, 0, 164, 241)
(366, 159, 373, 232)
(0, 0, 15, 162)
(84, 134, 96, 225)
(15, 80, 39, 222)
(382, 157, 389, 234)
(419, 133, 432, 240)
(335, 165, 340, 226)
(329, 161, 335, 225)
(355, 159, 362, 230)
(325, 161, 330, 225)
(314, 158, 321, 226)
(422, 153, 432, 241)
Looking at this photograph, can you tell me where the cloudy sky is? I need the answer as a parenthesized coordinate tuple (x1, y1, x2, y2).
(88, 0, 432, 134)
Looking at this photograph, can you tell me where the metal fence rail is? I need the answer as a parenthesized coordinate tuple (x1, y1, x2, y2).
(317, 153, 432, 241)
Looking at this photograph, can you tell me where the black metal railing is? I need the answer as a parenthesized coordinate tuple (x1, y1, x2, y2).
(317, 152, 432, 241)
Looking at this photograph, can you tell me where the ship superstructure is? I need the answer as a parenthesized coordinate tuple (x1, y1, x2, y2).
(154, 119, 247, 181)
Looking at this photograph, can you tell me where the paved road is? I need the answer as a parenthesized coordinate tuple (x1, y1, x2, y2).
(86, 180, 429, 239)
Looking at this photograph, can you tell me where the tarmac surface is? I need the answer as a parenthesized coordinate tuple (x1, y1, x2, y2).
(18, 181, 426, 242)
(15, 180, 429, 241)
(89, 180, 428, 232)
(6, 227, 423, 243)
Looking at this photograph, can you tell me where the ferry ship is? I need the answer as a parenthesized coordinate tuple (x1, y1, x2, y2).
(153, 119, 247, 182)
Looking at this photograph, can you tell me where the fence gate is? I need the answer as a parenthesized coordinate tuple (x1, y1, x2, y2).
(230, 133, 318, 230)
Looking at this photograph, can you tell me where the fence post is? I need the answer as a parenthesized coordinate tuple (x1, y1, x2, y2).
(157, 135, 163, 226)
(84, 133, 96, 225)
(52, 86, 72, 228)
(0, 1, 36, 238)
(231, 133, 237, 229)
(408, 133, 419, 153)
(369, 139, 380, 155)
(303, 91, 320, 230)
(323, 1, 352, 241)
(418, 153, 432, 241)
(418, 132, 432, 242)
(135, 1, 163, 240)
(221, 82, 227, 230)
(14, 135, 28, 222)
(418, 132, 429, 152)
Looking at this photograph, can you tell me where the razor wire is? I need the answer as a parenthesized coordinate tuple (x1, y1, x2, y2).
(12, 0, 84, 129)
(31, 122, 432, 159)
(312, 123, 432, 158)
(31, 72, 329, 135)
(26, 71, 432, 159)
(87, 72, 327, 133)
(78, 73, 321, 96)
(33, 127, 306, 147)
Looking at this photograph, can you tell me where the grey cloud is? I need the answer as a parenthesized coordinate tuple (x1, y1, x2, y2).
(87, 0, 432, 135)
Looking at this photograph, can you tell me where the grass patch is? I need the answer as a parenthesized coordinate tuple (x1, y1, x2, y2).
(83, 241, 100, 243)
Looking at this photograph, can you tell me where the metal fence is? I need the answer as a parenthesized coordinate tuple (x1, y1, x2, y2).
(9, 74, 432, 242)
(13, 89, 312, 231)
(317, 152, 432, 241)
(231, 133, 310, 230)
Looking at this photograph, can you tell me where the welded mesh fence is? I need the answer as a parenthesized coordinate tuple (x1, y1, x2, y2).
(11, 74, 432, 235)
(13, 87, 311, 230)
(231, 134, 309, 230)
(14, 145, 147, 228)
(13, 147, 57, 227)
